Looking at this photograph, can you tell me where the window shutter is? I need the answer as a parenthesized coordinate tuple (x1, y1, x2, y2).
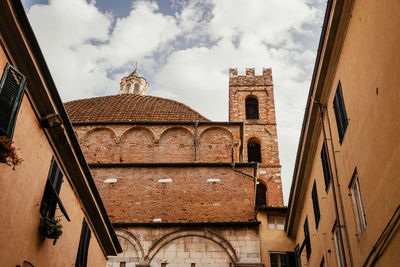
(321, 141, 331, 191)
(303, 217, 311, 259)
(295, 244, 302, 267)
(0, 64, 26, 138)
(75, 219, 92, 267)
(40, 157, 70, 221)
(286, 251, 297, 267)
(312, 181, 321, 228)
(333, 81, 348, 143)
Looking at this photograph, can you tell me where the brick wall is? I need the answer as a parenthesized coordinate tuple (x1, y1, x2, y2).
(91, 166, 256, 223)
(75, 123, 242, 164)
(229, 68, 283, 207)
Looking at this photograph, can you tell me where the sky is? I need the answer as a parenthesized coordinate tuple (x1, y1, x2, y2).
(22, 0, 327, 204)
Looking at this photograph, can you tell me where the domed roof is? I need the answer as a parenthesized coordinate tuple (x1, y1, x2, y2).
(64, 94, 210, 123)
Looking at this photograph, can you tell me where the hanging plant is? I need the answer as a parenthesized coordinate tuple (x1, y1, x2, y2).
(0, 136, 22, 170)
(39, 216, 63, 245)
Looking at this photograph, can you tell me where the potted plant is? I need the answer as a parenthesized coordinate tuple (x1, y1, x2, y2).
(0, 136, 22, 170)
(39, 216, 63, 245)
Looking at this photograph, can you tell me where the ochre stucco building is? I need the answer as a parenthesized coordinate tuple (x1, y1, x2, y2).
(0, 1, 121, 266)
(65, 67, 289, 267)
(286, 0, 400, 266)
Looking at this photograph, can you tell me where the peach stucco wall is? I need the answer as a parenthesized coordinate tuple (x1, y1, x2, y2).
(290, 0, 400, 266)
(0, 42, 106, 266)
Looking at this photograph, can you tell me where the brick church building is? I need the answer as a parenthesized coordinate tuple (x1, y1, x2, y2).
(65, 67, 290, 267)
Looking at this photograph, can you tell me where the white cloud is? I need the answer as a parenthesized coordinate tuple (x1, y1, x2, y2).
(27, 0, 180, 100)
(26, 0, 325, 203)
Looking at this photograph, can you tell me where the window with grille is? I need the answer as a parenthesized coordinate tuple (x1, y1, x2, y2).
(40, 157, 70, 221)
(75, 219, 91, 267)
(311, 181, 321, 228)
(270, 252, 287, 267)
(0, 64, 26, 138)
(245, 97, 259, 119)
(248, 141, 261, 162)
(333, 81, 348, 144)
(349, 170, 366, 236)
(321, 141, 331, 191)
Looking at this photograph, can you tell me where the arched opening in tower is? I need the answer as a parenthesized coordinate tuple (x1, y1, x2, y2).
(245, 97, 259, 119)
(248, 141, 261, 162)
(256, 182, 267, 207)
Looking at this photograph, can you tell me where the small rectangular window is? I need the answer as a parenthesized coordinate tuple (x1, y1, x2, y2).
(75, 219, 91, 267)
(311, 181, 321, 228)
(0, 63, 26, 138)
(303, 217, 311, 259)
(333, 81, 348, 143)
(321, 141, 332, 191)
(270, 252, 287, 267)
(349, 170, 366, 236)
(268, 216, 285, 230)
(333, 224, 346, 267)
(40, 157, 70, 221)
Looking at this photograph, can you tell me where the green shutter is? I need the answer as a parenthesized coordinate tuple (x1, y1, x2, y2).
(0, 64, 26, 138)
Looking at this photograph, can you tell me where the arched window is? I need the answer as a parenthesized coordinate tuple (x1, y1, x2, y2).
(256, 183, 267, 207)
(248, 140, 261, 162)
(246, 97, 259, 119)
(134, 83, 140, 94)
(126, 83, 131, 92)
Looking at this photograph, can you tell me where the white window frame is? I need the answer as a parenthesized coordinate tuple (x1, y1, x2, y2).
(333, 225, 346, 267)
(350, 171, 367, 236)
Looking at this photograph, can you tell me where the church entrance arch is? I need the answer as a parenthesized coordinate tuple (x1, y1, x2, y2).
(145, 229, 238, 264)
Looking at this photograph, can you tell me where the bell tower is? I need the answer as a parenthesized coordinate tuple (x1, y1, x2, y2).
(229, 67, 283, 207)
(119, 65, 148, 95)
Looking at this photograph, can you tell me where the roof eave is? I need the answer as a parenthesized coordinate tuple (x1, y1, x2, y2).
(285, 0, 355, 236)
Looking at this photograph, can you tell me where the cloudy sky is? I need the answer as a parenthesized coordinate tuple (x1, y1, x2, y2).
(22, 0, 326, 204)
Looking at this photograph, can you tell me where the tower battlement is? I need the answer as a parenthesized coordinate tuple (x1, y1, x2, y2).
(229, 67, 273, 86)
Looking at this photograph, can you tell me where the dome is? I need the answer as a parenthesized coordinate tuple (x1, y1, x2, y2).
(64, 94, 210, 123)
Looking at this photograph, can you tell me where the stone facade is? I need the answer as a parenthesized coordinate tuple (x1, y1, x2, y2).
(107, 226, 262, 267)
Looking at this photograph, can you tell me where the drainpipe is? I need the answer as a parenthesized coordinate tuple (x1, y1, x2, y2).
(231, 163, 258, 218)
(194, 121, 198, 162)
(324, 104, 354, 267)
(317, 102, 353, 267)
(240, 122, 245, 162)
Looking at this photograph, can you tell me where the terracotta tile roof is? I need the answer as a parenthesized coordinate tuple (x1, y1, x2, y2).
(64, 94, 210, 123)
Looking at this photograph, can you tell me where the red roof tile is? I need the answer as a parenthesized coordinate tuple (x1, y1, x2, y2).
(64, 94, 210, 123)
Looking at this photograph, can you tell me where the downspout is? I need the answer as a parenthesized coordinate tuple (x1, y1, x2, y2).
(194, 121, 198, 162)
(317, 102, 353, 267)
(324, 104, 354, 267)
(240, 122, 245, 162)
